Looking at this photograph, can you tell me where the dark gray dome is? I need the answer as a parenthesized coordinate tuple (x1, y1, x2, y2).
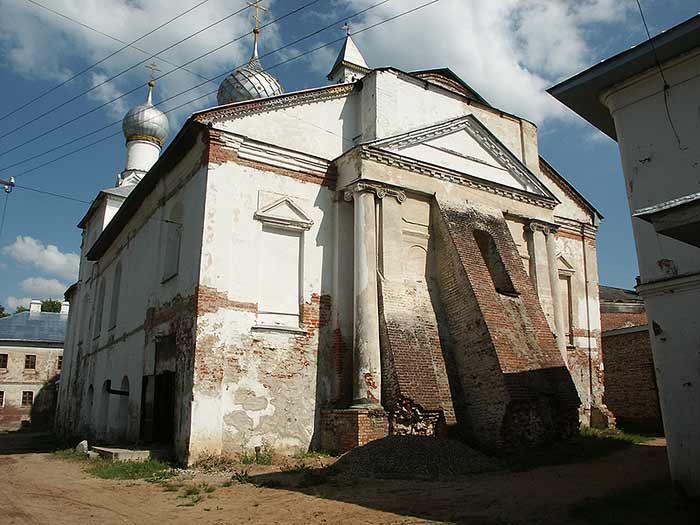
(217, 57, 284, 105)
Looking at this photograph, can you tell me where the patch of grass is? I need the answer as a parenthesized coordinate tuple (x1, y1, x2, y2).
(193, 451, 239, 472)
(182, 485, 201, 497)
(221, 480, 233, 488)
(571, 481, 699, 524)
(200, 482, 216, 494)
(282, 462, 312, 474)
(87, 459, 175, 481)
(53, 448, 87, 461)
(240, 440, 274, 465)
(508, 428, 653, 471)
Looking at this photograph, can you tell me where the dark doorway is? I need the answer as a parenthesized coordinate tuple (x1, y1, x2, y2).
(153, 372, 175, 444)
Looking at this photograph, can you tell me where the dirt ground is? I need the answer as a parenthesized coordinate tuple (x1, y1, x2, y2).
(0, 432, 681, 525)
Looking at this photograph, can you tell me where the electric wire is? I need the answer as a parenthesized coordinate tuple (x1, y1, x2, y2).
(0, 0, 257, 142)
(635, 0, 685, 150)
(11, 183, 91, 204)
(24, 0, 221, 89)
(0, 0, 397, 174)
(0, 0, 322, 155)
(1, 0, 212, 124)
(7, 0, 440, 180)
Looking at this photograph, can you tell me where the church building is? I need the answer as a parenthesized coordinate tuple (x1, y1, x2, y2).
(56, 15, 611, 463)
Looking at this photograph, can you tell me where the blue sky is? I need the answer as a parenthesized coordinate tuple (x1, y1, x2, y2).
(0, 0, 697, 309)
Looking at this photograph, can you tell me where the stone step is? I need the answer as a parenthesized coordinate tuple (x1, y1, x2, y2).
(90, 446, 170, 462)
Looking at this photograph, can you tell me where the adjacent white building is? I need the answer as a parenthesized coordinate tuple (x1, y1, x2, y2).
(57, 22, 611, 464)
(549, 15, 700, 498)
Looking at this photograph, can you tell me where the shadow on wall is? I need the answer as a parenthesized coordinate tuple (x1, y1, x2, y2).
(29, 375, 60, 431)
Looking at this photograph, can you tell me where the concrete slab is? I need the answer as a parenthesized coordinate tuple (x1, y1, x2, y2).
(90, 446, 170, 462)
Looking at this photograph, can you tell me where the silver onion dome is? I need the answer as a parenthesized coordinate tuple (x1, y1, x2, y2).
(122, 81, 170, 147)
(217, 31, 283, 105)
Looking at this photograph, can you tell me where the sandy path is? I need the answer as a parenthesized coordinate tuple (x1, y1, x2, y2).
(1, 440, 670, 525)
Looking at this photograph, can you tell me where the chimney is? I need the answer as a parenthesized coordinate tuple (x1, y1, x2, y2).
(29, 300, 42, 314)
(60, 301, 70, 315)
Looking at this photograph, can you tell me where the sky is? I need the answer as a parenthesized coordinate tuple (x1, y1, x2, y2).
(0, 0, 697, 310)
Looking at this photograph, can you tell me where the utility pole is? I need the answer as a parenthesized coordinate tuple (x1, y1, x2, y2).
(0, 177, 14, 193)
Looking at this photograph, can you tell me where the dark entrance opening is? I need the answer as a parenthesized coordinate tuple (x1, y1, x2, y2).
(140, 335, 177, 445)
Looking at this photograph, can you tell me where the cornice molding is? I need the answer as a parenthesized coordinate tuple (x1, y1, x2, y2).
(637, 272, 700, 298)
(195, 84, 356, 124)
(370, 114, 553, 199)
(361, 147, 557, 210)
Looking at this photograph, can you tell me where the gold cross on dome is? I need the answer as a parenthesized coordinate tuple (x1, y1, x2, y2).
(146, 62, 161, 82)
(247, 0, 267, 31)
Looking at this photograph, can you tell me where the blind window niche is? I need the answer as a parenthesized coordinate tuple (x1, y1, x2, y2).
(109, 261, 122, 330)
(163, 202, 183, 282)
(93, 279, 106, 339)
(258, 225, 303, 328)
(254, 195, 313, 330)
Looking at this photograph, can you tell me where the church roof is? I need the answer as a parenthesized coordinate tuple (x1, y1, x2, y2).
(328, 34, 370, 80)
(0, 311, 67, 345)
(77, 186, 132, 229)
(410, 68, 490, 106)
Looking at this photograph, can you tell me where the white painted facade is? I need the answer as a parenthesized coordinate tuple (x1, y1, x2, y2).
(58, 37, 607, 463)
(599, 48, 700, 498)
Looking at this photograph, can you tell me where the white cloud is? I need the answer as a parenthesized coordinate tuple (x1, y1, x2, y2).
(2, 236, 79, 281)
(338, 0, 634, 123)
(19, 277, 68, 299)
(5, 296, 33, 311)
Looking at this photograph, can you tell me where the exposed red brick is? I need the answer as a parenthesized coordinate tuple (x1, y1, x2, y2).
(603, 330, 662, 432)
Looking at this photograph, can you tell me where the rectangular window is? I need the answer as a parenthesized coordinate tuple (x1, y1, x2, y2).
(257, 226, 302, 328)
(162, 222, 182, 282)
(0, 353, 7, 368)
(24, 355, 36, 370)
(93, 279, 106, 339)
(109, 263, 122, 329)
(21, 391, 33, 406)
(560, 274, 574, 346)
(0, 391, 4, 407)
(57, 355, 63, 370)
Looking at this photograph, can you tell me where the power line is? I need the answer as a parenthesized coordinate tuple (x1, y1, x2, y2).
(6, 0, 441, 181)
(25, 0, 220, 89)
(0, 0, 322, 156)
(0, 0, 255, 142)
(0, 0, 393, 173)
(634, 0, 685, 150)
(1, 0, 212, 124)
(12, 183, 91, 204)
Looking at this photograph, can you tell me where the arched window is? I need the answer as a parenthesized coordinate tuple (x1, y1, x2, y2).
(473, 230, 516, 295)
(109, 262, 122, 330)
(93, 280, 106, 339)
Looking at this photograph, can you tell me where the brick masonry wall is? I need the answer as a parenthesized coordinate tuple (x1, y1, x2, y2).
(378, 279, 456, 433)
(601, 311, 648, 332)
(433, 201, 579, 450)
(602, 330, 662, 431)
(320, 409, 388, 453)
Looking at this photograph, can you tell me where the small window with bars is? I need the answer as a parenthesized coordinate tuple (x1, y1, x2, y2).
(21, 391, 33, 406)
(0, 354, 7, 368)
(24, 355, 36, 370)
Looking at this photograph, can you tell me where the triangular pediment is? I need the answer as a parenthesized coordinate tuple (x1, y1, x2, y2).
(370, 116, 553, 198)
(254, 197, 313, 230)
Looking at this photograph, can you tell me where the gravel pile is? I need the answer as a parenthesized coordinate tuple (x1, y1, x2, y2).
(332, 436, 501, 480)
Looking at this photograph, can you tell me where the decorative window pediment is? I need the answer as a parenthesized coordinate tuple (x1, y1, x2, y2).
(558, 255, 575, 276)
(254, 197, 314, 231)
